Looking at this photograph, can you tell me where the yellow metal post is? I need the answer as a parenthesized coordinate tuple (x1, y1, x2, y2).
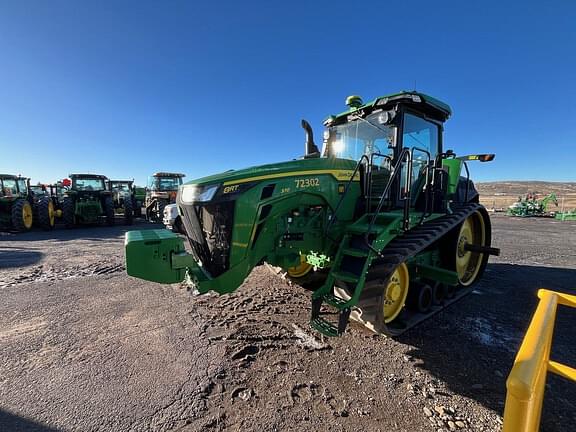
(503, 289, 576, 432)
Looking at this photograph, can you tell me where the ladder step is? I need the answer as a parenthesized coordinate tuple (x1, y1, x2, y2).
(332, 271, 360, 283)
(342, 247, 369, 257)
(310, 317, 340, 337)
(323, 293, 349, 308)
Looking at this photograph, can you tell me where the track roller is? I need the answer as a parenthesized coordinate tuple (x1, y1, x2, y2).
(406, 281, 433, 313)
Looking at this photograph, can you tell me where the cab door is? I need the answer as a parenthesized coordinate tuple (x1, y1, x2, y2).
(401, 112, 441, 208)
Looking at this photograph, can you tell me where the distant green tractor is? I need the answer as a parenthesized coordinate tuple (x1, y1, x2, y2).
(0, 174, 34, 231)
(145, 172, 185, 222)
(108, 180, 138, 225)
(0, 174, 54, 231)
(29, 183, 58, 229)
(62, 174, 114, 227)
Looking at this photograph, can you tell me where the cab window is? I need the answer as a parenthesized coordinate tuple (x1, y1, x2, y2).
(17, 178, 27, 194)
(402, 113, 440, 197)
(3, 179, 17, 196)
(402, 113, 439, 157)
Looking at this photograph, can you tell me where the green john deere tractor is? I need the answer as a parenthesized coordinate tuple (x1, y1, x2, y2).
(125, 91, 499, 337)
(108, 180, 138, 225)
(29, 183, 58, 230)
(145, 172, 185, 222)
(1, 174, 34, 231)
(62, 174, 114, 228)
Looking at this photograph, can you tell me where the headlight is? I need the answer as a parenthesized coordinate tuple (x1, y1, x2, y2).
(181, 184, 219, 203)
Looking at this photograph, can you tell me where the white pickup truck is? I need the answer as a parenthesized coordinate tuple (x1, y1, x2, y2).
(162, 203, 186, 234)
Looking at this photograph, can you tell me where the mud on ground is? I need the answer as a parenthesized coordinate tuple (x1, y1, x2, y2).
(0, 215, 575, 431)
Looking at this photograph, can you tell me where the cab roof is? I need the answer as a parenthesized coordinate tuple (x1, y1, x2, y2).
(327, 91, 452, 124)
(152, 172, 185, 178)
(69, 173, 108, 180)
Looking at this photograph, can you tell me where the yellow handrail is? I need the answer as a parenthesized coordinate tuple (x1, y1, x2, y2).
(503, 289, 576, 432)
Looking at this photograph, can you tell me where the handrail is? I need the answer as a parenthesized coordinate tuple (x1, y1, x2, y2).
(410, 147, 432, 225)
(324, 154, 369, 235)
(366, 147, 412, 240)
(462, 161, 470, 203)
(367, 151, 392, 211)
(503, 289, 576, 432)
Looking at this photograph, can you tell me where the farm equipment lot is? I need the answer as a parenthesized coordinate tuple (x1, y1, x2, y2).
(0, 216, 575, 431)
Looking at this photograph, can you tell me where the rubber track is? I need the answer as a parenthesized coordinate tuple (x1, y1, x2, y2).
(353, 202, 485, 336)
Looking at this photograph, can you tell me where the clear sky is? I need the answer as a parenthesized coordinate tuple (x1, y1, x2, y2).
(0, 0, 574, 185)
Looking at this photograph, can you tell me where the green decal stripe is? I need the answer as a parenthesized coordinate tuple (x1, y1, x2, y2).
(222, 169, 360, 186)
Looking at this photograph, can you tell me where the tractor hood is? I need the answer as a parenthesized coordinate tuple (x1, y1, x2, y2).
(182, 157, 358, 189)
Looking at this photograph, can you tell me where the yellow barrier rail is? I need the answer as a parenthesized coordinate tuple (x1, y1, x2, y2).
(503, 289, 576, 432)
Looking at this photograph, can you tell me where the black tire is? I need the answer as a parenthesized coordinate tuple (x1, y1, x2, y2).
(157, 201, 166, 223)
(104, 196, 115, 226)
(11, 199, 33, 232)
(38, 197, 55, 230)
(133, 199, 142, 218)
(123, 197, 133, 225)
(62, 197, 76, 228)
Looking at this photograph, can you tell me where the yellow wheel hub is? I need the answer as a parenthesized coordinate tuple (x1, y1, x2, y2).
(48, 201, 55, 226)
(287, 255, 313, 278)
(22, 202, 33, 229)
(383, 263, 409, 323)
(455, 211, 486, 286)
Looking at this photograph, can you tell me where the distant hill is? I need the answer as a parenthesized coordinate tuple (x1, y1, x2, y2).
(476, 181, 576, 211)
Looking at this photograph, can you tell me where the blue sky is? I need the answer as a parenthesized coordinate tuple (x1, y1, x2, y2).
(0, 0, 574, 185)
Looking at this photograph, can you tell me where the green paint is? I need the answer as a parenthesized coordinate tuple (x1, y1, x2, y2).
(124, 90, 491, 337)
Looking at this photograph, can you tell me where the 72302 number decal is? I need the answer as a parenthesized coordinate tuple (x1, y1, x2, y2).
(294, 178, 320, 188)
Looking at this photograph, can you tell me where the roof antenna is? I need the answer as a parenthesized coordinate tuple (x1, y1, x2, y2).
(413, 80, 417, 91)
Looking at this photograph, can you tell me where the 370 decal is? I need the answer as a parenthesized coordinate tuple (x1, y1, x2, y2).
(294, 178, 320, 188)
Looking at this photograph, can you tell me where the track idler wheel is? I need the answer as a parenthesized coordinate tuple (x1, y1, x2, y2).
(406, 281, 433, 313)
(333, 262, 410, 334)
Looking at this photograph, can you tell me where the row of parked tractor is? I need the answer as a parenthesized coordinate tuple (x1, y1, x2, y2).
(0, 172, 186, 232)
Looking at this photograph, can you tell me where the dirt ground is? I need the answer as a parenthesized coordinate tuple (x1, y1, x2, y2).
(1, 215, 575, 432)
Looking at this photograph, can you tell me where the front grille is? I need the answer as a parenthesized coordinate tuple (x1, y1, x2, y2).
(180, 201, 235, 277)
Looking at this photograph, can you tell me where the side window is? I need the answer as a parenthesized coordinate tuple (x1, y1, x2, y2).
(402, 113, 439, 157)
(17, 179, 27, 194)
(402, 113, 440, 197)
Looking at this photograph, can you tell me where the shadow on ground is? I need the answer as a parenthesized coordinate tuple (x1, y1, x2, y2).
(0, 219, 163, 242)
(399, 263, 576, 431)
(0, 248, 43, 268)
(0, 409, 59, 432)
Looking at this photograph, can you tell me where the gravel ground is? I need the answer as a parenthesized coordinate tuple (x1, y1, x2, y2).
(0, 214, 575, 432)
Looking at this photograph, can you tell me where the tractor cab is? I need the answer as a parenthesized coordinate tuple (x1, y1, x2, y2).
(69, 174, 108, 193)
(62, 174, 114, 227)
(319, 92, 453, 225)
(0, 174, 39, 231)
(108, 180, 134, 198)
(145, 172, 185, 221)
(147, 172, 185, 193)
